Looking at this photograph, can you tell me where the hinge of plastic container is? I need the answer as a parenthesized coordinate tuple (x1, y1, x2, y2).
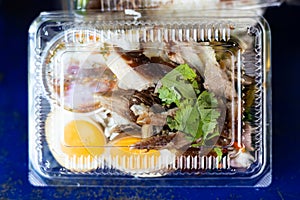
(72, 0, 283, 12)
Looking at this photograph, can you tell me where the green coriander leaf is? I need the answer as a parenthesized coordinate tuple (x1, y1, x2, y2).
(167, 100, 201, 142)
(166, 116, 177, 130)
(192, 80, 200, 93)
(202, 122, 218, 137)
(197, 91, 219, 108)
(158, 86, 181, 106)
(184, 105, 201, 141)
(172, 103, 193, 131)
(158, 65, 197, 102)
(206, 130, 220, 141)
(214, 147, 223, 162)
(199, 109, 220, 122)
(158, 63, 221, 145)
(174, 64, 197, 81)
(196, 91, 220, 143)
(191, 143, 202, 148)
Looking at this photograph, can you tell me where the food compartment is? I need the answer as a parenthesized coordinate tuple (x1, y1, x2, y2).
(29, 13, 270, 186)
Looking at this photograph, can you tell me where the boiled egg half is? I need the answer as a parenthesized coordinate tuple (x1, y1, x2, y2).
(106, 136, 176, 176)
(45, 109, 106, 172)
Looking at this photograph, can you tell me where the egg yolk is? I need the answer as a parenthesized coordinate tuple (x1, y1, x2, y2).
(62, 120, 106, 160)
(109, 137, 161, 171)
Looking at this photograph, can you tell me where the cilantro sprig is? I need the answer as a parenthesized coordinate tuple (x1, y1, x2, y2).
(157, 64, 221, 145)
(158, 64, 199, 106)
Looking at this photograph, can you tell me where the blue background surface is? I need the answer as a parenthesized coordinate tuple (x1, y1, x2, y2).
(0, 0, 300, 199)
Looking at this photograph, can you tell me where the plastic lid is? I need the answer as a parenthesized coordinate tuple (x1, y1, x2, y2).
(74, 0, 282, 11)
(286, 0, 300, 5)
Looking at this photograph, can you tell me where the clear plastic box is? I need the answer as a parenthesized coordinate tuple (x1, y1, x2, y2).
(28, 0, 274, 187)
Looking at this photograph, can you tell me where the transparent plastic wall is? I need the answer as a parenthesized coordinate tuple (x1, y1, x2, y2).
(28, 1, 273, 187)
